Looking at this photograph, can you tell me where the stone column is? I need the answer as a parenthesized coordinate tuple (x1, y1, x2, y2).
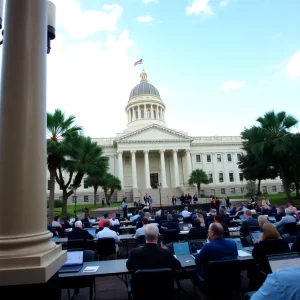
(186, 149, 192, 180)
(0, 0, 66, 286)
(173, 149, 180, 187)
(159, 150, 168, 188)
(131, 150, 137, 189)
(118, 151, 124, 189)
(144, 150, 151, 189)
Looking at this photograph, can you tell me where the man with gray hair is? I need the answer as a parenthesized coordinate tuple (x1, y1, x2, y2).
(126, 224, 181, 271)
(274, 208, 297, 233)
(67, 220, 94, 241)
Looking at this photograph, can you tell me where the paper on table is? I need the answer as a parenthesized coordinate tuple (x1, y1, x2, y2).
(83, 266, 99, 272)
(238, 250, 252, 257)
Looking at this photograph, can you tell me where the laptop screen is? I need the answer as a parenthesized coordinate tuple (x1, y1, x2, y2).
(87, 228, 96, 236)
(250, 231, 263, 243)
(189, 240, 205, 254)
(268, 253, 300, 273)
(173, 242, 190, 255)
(64, 251, 83, 266)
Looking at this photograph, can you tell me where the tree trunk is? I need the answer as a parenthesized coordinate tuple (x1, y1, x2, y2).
(280, 164, 291, 202)
(94, 185, 98, 208)
(257, 179, 261, 195)
(197, 182, 200, 198)
(62, 188, 73, 216)
(48, 167, 56, 221)
(295, 180, 300, 199)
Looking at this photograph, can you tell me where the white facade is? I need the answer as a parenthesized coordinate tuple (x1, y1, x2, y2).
(48, 70, 282, 205)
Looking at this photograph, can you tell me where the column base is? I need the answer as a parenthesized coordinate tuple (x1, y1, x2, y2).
(0, 245, 66, 286)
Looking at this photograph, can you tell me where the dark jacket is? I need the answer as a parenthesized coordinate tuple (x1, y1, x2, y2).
(161, 221, 180, 233)
(126, 243, 181, 271)
(291, 234, 300, 252)
(240, 217, 259, 236)
(67, 227, 94, 241)
(188, 226, 207, 239)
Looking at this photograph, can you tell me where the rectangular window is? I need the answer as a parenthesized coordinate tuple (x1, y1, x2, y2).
(237, 154, 241, 161)
(84, 195, 89, 203)
(272, 186, 276, 192)
(231, 188, 236, 194)
(221, 188, 225, 194)
(208, 173, 213, 183)
(239, 173, 244, 181)
(219, 173, 224, 183)
(84, 179, 88, 189)
(47, 180, 51, 191)
(207, 154, 211, 163)
(262, 186, 267, 194)
(217, 154, 222, 162)
(227, 154, 232, 162)
(229, 172, 234, 182)
(196, 154, 201, 162)
(72, 196, 76, 203)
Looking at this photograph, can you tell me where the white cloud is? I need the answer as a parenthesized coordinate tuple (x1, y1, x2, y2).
(136, 15, 154, 23)
(220, 81, 245, 91)
(258, 78, 266, 84)
(186, 0, 213, 16)
(47, 2, 139, 137)
(220, 0, 228, 7)
(287, 50, 300, 82)
(52, 0, 122, 39)
(143, 0, 158, 3)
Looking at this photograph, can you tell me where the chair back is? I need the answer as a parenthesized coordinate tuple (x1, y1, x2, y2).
(189, 231, 207, 240)
(82, 221, 91, 228)
(67, 239, 86, 250)
(283, 223, 298, 236)
(281, 233, 295, 244)
(183, 216, 192, 223)
(97, 237, 116, 258)
(83, 250, 95, 262)
(205, 259, 241, 297)
(131, 268, 175, 300)
(137, 235, 146, 246)
(161, 229, 178, 244)
(110, 225, 120, 233)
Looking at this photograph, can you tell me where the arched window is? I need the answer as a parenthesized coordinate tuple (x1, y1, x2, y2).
(141, 109, 144, 118)
(153, 110, 156, 119)
(135, 110, 138, 119)
(147, 109, 151, 118)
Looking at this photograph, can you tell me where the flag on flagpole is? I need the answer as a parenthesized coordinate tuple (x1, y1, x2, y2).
(134, 58, 143, 67)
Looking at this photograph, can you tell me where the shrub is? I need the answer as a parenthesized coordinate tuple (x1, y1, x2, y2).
(47, 200, 62, 208)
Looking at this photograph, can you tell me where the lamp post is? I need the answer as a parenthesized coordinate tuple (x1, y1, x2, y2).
(0, 1, 56, 53)
(70, 184, 81, 219)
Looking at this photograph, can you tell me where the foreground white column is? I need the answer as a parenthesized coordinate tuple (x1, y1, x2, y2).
(186, 149, 192, 181)
(0, 0, 66, 286)
(131, 151, 137, 189)
(144, 150, 151, 189)
(173, 149, 180, 187)
(159, 150, 168, 188)
(118, 151, 124, 189)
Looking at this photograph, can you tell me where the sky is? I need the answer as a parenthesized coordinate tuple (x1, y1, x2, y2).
(6, 0, 300, 137)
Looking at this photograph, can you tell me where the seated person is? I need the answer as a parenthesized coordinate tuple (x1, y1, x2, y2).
(252, 222, 290, 273)
(110, 213, 120, 226)
(195, 223, 238, 278)
(205, 209, 216, 230)
(134, 217, 149, 239)
(97, 219, 120, 252)
(98, 212, 112, 228)
(214, 215, 229, 232)
(181, 206, 191, 218)
(188, 218, 207, 239)
(240, 210, 259, 237)
(268, 206, 277, 216)
(251, 268, 300, 300)
(67, 220, 94, 241)
(51, 216, 62, 228)
(275, 206, 286, 222)
(291, 233, 300, 252)
(258, 215, 269, 230)
(61, 216, 72, 231)
(126, 224, 181, 271)
(161, 214, 180, 233)
(274, 208, 296, 233)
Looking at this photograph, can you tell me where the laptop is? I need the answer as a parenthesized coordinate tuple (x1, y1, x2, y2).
(86, 228, 96, 237)
(179, 223, 191, 231)
(267, 253, 300, 273)
(59, 250, 84, 273)
(173, 242, 190, 255)
(189, 240, 206, 258)
(250, 231, 263, 244)
(267, 216, 276, 223)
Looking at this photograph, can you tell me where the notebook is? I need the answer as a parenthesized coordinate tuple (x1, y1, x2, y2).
(86, 228, 96, 236)
(173, 242, 190, 255)
(59, 250, 83, 273)
(250, 231, 263, 244)
(267, 253, 300, 273)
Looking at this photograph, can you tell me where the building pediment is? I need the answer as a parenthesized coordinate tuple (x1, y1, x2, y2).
(117, 124, 193, 143)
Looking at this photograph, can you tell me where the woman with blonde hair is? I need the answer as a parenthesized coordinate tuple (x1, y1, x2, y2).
(196, 210, 205, 227)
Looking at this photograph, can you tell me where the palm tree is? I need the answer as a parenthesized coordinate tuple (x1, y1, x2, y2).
(251, 111, 298, 201)
(47, 109, 82, 220)
(56, 136, 109, 215)
(86, 172, 104, 208)
(99, 173, 122, 204)
(188, 169, 210, 197)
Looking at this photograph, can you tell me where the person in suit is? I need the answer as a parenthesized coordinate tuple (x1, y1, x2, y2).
(67, 220, 94, 241)
(239, 210, 259, 237)
(126, 223, 181, 271)
(188, 218, 207, 240)
(195, 223, 238, 278)
(161, 214, 180, 233)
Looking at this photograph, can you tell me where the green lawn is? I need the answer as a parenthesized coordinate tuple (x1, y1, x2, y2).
(50, 202, 122, 217)
(229, 192, 300, 206)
